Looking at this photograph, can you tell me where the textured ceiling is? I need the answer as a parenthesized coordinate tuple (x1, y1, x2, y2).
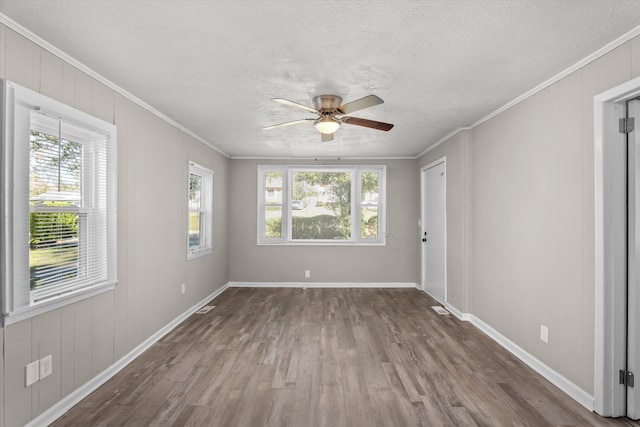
(2, 1, 640, 158)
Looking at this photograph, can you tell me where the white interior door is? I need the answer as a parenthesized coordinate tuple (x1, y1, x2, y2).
(421, 160, 446, 304)
(627, 99, 640, 419)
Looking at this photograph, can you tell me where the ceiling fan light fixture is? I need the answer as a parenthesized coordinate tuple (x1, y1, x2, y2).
(313, 116, 341, 134)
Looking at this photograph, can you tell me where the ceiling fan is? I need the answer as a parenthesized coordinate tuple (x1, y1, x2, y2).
(264, 94, 394, 142)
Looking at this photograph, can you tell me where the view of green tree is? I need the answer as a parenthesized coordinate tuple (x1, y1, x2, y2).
(361, 171, 378, 195)
(361, 214, 378, 238)
(29, 130, 83, 289)
(292, 171, 351, 238)
(292, 215, 343, 239)
(265, 217, 282, 238)
(189, 174, 201, 206)
(360, 171, 379, 239)
(29, 130, 82, 196)
(29, 204, 78, 248)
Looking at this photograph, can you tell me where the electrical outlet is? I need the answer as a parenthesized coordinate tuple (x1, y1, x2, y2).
(540, 325, 549, 344)
(40, 355, 53, 379)
(305, 270, 310, 278)
(26, 360, 39, 386)
(181, 283, 186, 294)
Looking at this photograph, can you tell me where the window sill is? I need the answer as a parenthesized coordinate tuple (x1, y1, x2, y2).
(187, 248, 212, 261)
(257, 241, 386, 246)
(2, 280, 117, 326)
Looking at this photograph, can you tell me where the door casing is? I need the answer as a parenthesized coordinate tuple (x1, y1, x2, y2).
(420, 157, 447, 304)
(595, 76, 640, 416)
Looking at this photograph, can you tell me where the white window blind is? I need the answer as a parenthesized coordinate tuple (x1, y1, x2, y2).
(187, 161, 213, 259)
(1, 80, 117, 324)
(28, 111, 109, 303)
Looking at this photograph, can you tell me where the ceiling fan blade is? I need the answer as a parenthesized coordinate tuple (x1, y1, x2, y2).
(321, 133, 334, 142)
(342, 116, 394, 131)
(263, 118, 314, 130)
(272, 98, 318, 114)
(338, 95, 384, 115)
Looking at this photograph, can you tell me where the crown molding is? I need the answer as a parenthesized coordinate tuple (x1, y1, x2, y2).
(230, 156, 417, 160)
(416, 23, 640, 158)
(3, 11, 639, 161)
(0, 13, 230, 159)
(416, 126, 472, 158)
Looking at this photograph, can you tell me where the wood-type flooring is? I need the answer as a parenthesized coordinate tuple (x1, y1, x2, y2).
(52, 288, 640, 426)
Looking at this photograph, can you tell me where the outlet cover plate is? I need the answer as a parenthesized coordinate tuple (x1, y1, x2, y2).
(26, 360, 39, 386)
(40, 355, 53, 379)
(540, 325, 549, 343)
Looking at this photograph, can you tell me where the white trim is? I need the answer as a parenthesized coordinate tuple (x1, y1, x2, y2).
(420, 157, 447, 174)
(409, 289, 593, 410)
(232, 156, 416, 160)
(4, 15, 638, 162)
(472, 25, 640, 131)
(420, 158, 447, 304)
(416, 127, 471, 158)
(255, 241, 387, 247)
(417, 24, 640, 158)
(0, 13, 229, 159)
(443, 302, 470, 322)
(228, 281, 418, 289)
(468, 313, 595, 411)
(3, 282, 115, 326)
(593, 75, 640, 416)
(1, 80, 117, 320)
(25, 283, 230, 427)
(2, 15, 639, 161)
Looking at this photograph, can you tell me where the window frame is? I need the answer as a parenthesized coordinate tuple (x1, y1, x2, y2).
(186, 161, 213, 260)
(1, 80, 117, 325)
(257, 165, 386, 246)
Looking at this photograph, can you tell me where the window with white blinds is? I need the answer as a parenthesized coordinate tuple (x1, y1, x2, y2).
(29, 112, 109, 302)
(1, 80, 117, 323)
(187, 161, 213, 259)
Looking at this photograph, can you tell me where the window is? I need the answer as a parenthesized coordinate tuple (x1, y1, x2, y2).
(187, 161, 213, 259)
(1, 80, 117, 323)
(258, 165, 386, 245)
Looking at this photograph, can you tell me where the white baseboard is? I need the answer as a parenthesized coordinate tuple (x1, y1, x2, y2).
(28, 282, 594, 425)
(443, 302, 471, 321)
(27, 282, 230, 427)
(452, 309, 594, 411)
(228, 281, 419, 289)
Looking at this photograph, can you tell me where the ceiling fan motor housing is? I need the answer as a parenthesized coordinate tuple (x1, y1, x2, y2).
(312, 95, 343, 113)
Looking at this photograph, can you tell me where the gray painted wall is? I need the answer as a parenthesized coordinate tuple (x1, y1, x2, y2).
(418, 37, 640, 396)
(0, 24, 229, 426)
(228, 159, 420, 284)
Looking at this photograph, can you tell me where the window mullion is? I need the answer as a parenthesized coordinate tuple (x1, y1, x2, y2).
(284, 167, 292, 243)
(353, 168, 359, 243)
(352, 169, 358, 243)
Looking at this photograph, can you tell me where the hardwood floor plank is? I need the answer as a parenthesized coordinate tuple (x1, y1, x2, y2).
(51, 288, 640, 427)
